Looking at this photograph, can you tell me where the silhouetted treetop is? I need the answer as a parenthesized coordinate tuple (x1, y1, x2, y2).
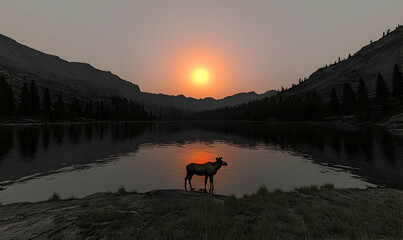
(329, 88, 340, 116)
(18, 82, 31, 116)
(392, 64, 403, 99)
(30, 81, 40, 115)
(43, 88, 52, 115)
(375, 73, 389, 103)
(342, 83, 356, 112)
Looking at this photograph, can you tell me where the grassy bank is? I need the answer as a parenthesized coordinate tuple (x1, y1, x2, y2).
(77, 185, 402, 239)
(0, 185, 401, 239)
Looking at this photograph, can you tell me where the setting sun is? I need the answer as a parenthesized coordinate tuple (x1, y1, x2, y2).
(193, 68, 209, 85)
(174, 47, 228, 98)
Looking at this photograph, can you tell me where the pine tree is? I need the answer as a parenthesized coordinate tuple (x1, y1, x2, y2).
(342, 83, 357, 112)
(375, 73, 389, 103)
(98, 101, 107, 119)
(329, 88, 340, 116)
(30, 81, 40, 115)
(392, 64, 403, 99)
(84, 101, 94, 119)
(375, 73, 390, 112)
(0, 75, 14, 116)
(68, 99, 81, 120)
(357, 78, 371, 112)
(6, 81, 14, 114)
(18, 82, 31, 116)
(54, 95, 65, 120)
(43, 88, 52, 115)
(0, 77, 8, 116)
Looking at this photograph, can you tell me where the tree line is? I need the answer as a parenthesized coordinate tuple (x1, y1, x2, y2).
(1, 63, 402, 122)
(0, 76, 152, 121)
(187, 64, 403, 121)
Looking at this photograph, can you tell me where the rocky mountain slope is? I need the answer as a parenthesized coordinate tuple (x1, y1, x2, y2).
(286, 26, 403, 101)
(0, 34, 275, 111)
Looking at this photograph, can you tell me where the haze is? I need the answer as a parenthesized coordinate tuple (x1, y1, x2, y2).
(1, 0, 402, 99)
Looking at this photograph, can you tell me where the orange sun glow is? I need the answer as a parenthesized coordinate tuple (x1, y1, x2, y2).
(172, 46, 229, 98)
(192, 68, 209, 85)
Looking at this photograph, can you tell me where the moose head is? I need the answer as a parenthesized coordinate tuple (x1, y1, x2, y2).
(215, 157, 227, 166)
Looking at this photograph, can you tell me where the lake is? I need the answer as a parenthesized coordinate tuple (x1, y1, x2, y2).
(0, 122, 402, 204)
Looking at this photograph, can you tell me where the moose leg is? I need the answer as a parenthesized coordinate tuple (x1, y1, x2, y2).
(185, 171, 191, 191)
(184, 175, 188, 191)
(204, 175, 208, 193)
(209, 175, 214, 194)
(188, 175, 195, 191)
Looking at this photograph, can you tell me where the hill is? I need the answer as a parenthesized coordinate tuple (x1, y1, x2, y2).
(287, 25, 403, 100)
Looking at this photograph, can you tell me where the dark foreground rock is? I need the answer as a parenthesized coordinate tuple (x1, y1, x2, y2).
(0, 188, 402, 240)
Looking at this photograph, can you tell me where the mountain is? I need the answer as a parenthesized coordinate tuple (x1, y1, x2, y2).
(285, 25, 403, 101)
(0, 34, 276, 112)
(140, 90, 277, 112)
(0, 34, 142, 102)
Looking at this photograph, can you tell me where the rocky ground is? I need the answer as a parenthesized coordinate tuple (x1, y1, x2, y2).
(0, 186, 402, 240)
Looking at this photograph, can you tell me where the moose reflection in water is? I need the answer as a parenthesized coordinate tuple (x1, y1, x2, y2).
(185, 157, 228, 194)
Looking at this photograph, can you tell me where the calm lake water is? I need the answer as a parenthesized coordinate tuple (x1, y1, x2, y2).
(0, 122, 402, 204)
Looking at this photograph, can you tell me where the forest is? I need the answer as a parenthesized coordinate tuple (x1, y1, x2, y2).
(0, 76, 152, 121)
(184, 64, 403, 121)
(1, 64, 402, 122)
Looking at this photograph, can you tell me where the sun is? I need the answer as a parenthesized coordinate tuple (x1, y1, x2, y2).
(192, 68, 209, 85)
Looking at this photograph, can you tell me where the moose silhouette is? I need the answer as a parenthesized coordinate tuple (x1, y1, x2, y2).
(184, 157, 227, 194)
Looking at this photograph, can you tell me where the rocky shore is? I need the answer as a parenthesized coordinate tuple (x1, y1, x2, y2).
(0, 187, 401, 240)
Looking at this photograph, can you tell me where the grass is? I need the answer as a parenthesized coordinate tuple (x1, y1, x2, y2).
(183, 199, 233, 238)
(116, 185, 127, 195)
(320, 183, 334, 190)
(273, 188, 284, 194)
(76, 186, 402, 239)
(293, 191, 402, 238)
(49, 192, 61, 201)
(243, 185, 285, 199)
(295, 183, 334, 194)
(295, 185, 320, 194)
(166, 187, 400, 239)
(256, 185, 270, 196)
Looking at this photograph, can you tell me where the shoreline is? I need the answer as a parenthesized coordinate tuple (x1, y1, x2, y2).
(2, 118, 403, 137)
(1, 113, 401, 125)
(0, 187, 401, 239)
(0, 118, 396, 126)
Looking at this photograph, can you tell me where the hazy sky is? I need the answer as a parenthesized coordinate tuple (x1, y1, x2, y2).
(1, 1, 402, 99)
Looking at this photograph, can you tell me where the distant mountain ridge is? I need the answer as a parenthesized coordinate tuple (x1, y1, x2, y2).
(0, 34, 276, 111)
(140, 90, 277, 112)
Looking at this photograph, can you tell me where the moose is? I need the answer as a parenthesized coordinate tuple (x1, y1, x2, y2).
(184, 157, 227, 194)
